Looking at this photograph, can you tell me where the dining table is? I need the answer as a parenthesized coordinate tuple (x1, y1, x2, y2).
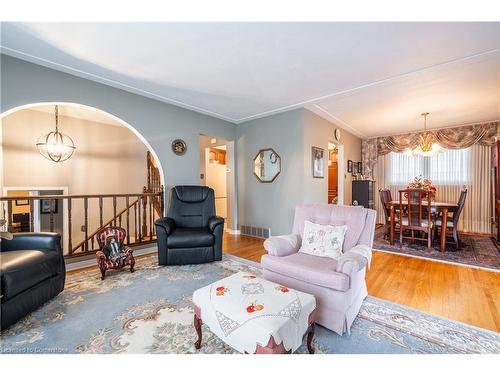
(386, 200, 458, 252)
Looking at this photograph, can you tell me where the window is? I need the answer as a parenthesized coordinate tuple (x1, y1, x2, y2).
(389, 148, 470, 186)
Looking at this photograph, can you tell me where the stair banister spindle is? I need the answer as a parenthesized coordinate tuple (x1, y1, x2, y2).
(49, 199, 55, 232)
(149, 195, 153, 239)
(29, 200, 34, 232)
(137, 195, 142, 242)
(113, 196, 117, 226)
(84, 197, 89, 253)
(99, 197, 103, 227)
(141, 187, 147, 237)
(68, 198, 72, 254)
(126, 196, 131, 244)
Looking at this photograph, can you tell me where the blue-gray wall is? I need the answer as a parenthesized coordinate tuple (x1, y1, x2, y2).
(236, 109, 305, 235)
(0, 54, 236, 192)
(1, 54, 362, 237)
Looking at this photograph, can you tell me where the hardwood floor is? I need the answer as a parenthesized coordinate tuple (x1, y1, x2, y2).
(223, 233, 500, 332)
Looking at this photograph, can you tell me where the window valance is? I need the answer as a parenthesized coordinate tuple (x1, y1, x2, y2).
(361, 122, 498, 179)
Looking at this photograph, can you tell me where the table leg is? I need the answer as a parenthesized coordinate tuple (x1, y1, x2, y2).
(194, 313, 202, 349)
(440, 207, 448, 252)
(390, 205, 395, 245)
(306, 322, 315, 354)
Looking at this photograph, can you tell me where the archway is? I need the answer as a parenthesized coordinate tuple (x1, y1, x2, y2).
(0, 102, 165, 185)
(1, 102, 165, 256)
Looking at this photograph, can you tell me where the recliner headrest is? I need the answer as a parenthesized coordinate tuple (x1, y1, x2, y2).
(172, 185, 212, 203)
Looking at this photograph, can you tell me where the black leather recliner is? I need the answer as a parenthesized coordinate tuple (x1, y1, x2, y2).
(1, 233, 66, 330)
(155, 186, 224, 265)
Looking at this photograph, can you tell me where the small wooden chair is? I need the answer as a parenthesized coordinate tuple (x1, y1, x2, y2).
(95, 226, 135, 280)
(399, 189, 433, 250)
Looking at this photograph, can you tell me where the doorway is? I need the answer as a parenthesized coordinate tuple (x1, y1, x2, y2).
(327, 142, 345, 205)
(327, 143, 338, 203)
(199, 135, 237, 233)
(3, 186, 68, 252)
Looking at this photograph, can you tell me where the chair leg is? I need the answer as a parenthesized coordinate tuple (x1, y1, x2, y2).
(399, 228, 403, 248)
(453, 228, 459, 250)
(130, 260, 135, 273)
(100, 268, 106, 280)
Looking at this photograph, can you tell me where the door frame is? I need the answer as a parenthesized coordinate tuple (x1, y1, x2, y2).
(200, 135, 238, 234)
(327, 142, 345, 205)
(3, 186, 69, 253)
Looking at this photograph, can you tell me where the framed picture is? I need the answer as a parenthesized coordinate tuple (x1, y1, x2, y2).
(347, 160, 353, 173)
(15, 199, 29, 206)
(353, 162, 359, 174)
(312, 146, 325, 178)
(40, 199, 58, 215)
(357, 162, 362, 174)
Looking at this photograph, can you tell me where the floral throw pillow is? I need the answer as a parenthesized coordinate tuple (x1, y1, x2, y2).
(299, 220, 347, 259)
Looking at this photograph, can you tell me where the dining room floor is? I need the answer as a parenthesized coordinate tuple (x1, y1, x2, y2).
(373, 225, 500, 271)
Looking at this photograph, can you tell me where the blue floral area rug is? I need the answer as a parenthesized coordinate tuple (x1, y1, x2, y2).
(374, 226, 500, 271)
(1, 254, 499, 354)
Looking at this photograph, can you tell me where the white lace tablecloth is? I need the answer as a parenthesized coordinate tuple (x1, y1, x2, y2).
(192, 272, 316, 353)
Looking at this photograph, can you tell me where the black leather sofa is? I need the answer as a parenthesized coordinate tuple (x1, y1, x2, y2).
(1, 233, 65, 330)
(155, 186, 224, 265)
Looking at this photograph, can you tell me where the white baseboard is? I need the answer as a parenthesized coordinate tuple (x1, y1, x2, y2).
(226, 228, 241, 235)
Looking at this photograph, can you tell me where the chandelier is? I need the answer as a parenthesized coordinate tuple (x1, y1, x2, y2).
(36, 105, 76, 162)
(408, 112, 442, 157)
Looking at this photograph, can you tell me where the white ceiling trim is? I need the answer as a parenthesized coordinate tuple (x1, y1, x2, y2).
(2, 44, 499, 129)
(0, 46, 240, 123)
(308, 104, 367, 138)
(234, 47, 500, 124)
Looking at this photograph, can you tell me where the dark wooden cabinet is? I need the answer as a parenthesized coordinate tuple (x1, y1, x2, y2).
(352, 180, 374, 209)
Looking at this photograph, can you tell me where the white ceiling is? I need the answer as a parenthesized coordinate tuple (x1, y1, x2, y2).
(1, 22, 499, 137)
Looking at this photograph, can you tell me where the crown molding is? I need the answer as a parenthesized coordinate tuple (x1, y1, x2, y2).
(2, 45, 499, 129)
(232, 47, 500, 124)
(0, 46, 240, 124)
(307, 104, 367, 139)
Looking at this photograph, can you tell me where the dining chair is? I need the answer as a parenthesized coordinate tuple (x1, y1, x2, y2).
(434, 187, 468, 250)
(379, 188, 398, 240)
(398, 188, 433, 250)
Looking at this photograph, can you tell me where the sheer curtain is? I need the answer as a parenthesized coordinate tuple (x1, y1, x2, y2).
(374, 144, 492, 233)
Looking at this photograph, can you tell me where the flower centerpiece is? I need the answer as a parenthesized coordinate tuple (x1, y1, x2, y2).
(406, 176, 437, 200)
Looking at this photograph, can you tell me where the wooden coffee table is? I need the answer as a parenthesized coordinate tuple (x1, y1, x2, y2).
(192, 272, 316, 354)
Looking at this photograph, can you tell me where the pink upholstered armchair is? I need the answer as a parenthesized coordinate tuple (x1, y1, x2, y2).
(261, 204, 376, 335)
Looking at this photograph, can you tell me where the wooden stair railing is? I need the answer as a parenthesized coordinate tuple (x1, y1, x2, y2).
(0, 153, 165, 258)
(71, 197, 140, 255)
(0, 191, 164, 259)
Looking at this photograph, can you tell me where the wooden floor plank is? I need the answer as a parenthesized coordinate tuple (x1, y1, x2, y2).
(223, 233, 500, 332)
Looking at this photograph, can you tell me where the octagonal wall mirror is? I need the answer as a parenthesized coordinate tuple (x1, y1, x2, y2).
(253, 148, 281, 183)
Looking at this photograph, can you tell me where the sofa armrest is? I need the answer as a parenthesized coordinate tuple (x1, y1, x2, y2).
(263, 234, 301, 257)
(154, 217, 176, 235)
(1, 232, 62, 253)
(208, 216, 224, 233)
(335, 244, 372, 275)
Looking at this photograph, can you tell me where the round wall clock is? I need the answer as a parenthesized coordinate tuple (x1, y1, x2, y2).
(334, 128, 341, 141)
(171, 139, 187, 155)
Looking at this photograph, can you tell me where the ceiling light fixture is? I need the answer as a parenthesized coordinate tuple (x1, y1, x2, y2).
(408, 112, 442, 157)
(36, 105, 76, 162)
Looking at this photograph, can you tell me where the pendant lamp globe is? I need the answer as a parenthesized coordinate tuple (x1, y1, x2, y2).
(36, 105, 76, 162)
